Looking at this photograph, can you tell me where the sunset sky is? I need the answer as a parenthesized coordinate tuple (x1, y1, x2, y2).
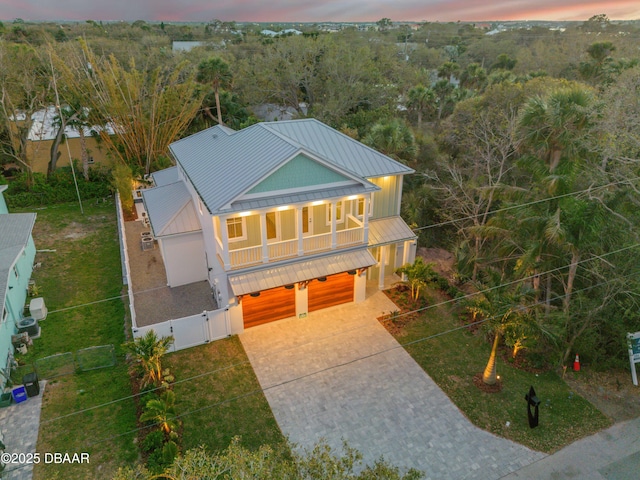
(1, 0, 639, 23)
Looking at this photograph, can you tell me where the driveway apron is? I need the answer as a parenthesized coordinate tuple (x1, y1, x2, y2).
(240, 292, 545, 479)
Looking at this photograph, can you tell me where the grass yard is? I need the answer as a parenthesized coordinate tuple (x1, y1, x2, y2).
(13, 201, 138, 480)
(164, 336, 286, 453)
(386, 288, 612, 453)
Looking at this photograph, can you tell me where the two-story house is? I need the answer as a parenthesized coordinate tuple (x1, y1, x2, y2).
(0, 186, 37, 388)
(142, 119, 416, 330)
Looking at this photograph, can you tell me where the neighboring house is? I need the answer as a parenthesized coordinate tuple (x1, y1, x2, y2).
(0, 185, 36, 389)
(142, 119, 416, 330)
(11, 106, 115, 174)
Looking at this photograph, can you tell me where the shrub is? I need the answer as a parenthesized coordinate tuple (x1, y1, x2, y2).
(142, 430, 164, 453)
(4, 166, 112, 208)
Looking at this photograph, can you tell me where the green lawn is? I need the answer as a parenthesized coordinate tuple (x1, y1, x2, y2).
(389, 290, 612, 453)
(164, 336, 286, 453)
(13, 201, 138, 480)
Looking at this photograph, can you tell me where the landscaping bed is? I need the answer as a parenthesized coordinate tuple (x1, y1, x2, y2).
(380, 284, 612, 453)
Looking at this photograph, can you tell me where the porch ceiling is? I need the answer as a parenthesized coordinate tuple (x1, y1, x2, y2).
(228, 248, 376, 296)
(225, 183, 377, 215)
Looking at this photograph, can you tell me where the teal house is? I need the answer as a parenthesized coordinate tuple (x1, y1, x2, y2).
(0, 185, 37, 389)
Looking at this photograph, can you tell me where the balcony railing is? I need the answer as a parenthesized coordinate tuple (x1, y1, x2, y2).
(229, 245, 262, 268)
(225, 225, 365, 269)
(269, 239, 298, 260)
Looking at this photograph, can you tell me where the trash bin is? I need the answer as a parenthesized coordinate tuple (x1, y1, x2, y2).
(23, 373, 40, 397)
(0, 391, 12, 407)
(12, 385, 27, 404)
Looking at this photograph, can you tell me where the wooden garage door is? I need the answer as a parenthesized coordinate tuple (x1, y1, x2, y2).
(243, 286, 296, 328)
(308, 272, 355, 312)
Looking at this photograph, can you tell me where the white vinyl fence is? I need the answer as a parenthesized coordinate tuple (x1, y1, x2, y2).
(132, 309, 231, 352)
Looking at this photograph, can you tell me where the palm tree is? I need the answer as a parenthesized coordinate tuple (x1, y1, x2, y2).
(469, 270, 534, 385)
(406, 84, 434, 129)
(140, 390, 179, 436)
(197, 57, 233, 125)
(124, 331, 174, 388)
(362, 119, 417, 165)
(519, 87, 594, 173)
(460, 63, 487, 91)
(396, 257, 435, 302)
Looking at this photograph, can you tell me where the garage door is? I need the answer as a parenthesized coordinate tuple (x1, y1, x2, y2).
(242, 285, 296, 328)
(308, 272, 354, 312)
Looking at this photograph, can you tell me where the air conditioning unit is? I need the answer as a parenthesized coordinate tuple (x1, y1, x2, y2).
(29, 297, 48, 321)
(17, 317, 40, 338)
(141, 235, 155, 251)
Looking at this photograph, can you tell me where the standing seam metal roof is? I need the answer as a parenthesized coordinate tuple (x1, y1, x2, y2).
(263, 119, 414, 178)
(141, 182, 201, 237)
(368, 216, 417, 246)
(168, 119, 414, 215)
(0, 213, 36, 320)
(228, 248, 376, 295)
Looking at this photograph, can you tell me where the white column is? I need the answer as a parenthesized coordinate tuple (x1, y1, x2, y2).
(260, 212, 268, 263)
(297, 206, 304, 256)
(378, 245, 386, 290)
(331, 200, 337, 249)
(295, 282, 308, 318)
(219, 215, 231, 270)
(363, 196, 370, 244)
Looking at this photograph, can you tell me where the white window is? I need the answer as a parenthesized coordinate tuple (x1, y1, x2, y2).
(353, 197, 371, 219)
(1, 308, 7, 324)
(13, 265, 19, 280)
(326, 201, 344, 226)
(226, 217, 246, 242)
(266, 212, 278, 241)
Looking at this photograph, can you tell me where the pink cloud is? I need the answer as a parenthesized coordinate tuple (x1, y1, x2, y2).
(0, 0, 638, 23)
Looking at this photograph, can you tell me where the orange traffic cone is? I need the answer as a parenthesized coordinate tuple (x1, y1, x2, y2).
(573, 354, 580, 372)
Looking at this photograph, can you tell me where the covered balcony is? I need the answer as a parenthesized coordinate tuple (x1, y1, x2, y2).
(215, 197, 370, 270)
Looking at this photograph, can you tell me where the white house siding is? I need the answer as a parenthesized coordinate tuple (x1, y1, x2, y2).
(159, 232, 208, 287)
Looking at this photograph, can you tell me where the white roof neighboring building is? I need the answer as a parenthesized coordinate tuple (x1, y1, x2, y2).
(13, 106, 115, 142)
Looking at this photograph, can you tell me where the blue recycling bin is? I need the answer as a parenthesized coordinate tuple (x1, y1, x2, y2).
(12, 385, 27, 404)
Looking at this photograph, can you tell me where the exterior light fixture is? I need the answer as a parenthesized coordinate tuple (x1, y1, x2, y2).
(317, 277, 327, 282)
(249, 292, 261, 297)
(284, 284, 295, 290)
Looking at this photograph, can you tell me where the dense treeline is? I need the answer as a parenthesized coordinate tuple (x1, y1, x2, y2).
(1, 15, 640, 369)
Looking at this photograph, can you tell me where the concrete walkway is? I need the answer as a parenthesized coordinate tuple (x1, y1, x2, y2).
(501, 416, 640, 480)
(240, 292, 545, 479)
(0, 382, 45, 480)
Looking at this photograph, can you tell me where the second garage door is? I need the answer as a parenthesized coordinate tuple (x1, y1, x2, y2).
(308, 272, 354, 312)
(243, 286, 296, 328)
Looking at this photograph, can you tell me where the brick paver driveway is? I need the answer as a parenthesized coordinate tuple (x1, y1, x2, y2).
(240, 292, 545, 479)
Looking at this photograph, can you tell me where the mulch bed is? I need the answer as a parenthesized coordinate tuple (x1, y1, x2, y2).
(378, 285, 430, 335)
(473, 373, 503, 393)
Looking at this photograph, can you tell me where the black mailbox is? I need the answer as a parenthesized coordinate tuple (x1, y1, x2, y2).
(525, 386, 540, 428)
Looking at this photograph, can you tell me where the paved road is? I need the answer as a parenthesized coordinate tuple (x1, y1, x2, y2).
(240, 292, 544, 479)
(501, 416, 640, 479)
